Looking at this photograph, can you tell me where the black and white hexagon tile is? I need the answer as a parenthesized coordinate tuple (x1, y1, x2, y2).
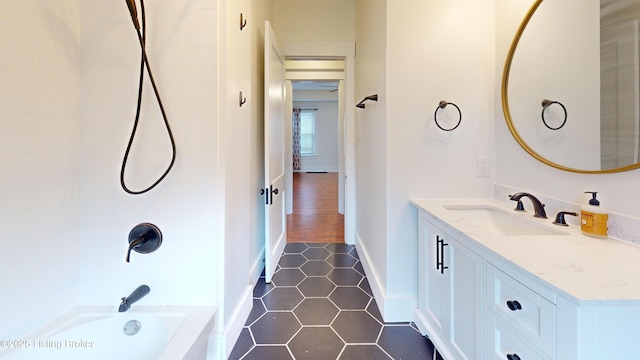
(229, 243, 444, 360)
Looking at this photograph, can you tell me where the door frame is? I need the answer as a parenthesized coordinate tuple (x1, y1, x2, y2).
(286, 62, 345, 215)
(282, 41, 356, 245)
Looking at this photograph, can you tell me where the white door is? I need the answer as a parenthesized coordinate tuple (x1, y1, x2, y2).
(263, 21, 286, 283)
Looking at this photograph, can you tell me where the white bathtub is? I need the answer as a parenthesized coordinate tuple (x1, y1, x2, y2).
(0, 306, 216, 360)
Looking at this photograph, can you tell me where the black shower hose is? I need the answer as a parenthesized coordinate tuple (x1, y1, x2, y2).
(121, 0, 176, 194)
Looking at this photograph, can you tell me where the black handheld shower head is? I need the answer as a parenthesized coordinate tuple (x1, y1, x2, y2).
(120, 0, 176, 195)
(125, 0, 141, 30)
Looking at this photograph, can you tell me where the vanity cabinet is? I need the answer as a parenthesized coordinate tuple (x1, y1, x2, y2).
(413, 199, 640, 360)
(416, 209, 482, 360)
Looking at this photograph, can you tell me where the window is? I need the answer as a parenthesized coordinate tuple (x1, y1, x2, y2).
(300, 110, 316, 156)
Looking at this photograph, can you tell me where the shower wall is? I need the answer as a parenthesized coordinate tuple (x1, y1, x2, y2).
(0, 1, 81, 339)
(78, 0, 218, 306)
(0, 0, 219, 340)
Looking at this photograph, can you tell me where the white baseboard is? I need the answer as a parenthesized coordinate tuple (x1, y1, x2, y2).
(218, 249, 265, 359)
(296, 166, 338, 172)
(355, 231, 416, 323)
(212, 250, 263, 358)
(210, 285, 253, 360)
(354, 232, 386, 316)
(250, 251, 265, 284)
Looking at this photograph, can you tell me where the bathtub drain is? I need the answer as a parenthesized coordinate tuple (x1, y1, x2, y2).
(123, 320, 142, 336)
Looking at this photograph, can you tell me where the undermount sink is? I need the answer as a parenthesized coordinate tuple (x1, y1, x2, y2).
(442, 204, 568, 236)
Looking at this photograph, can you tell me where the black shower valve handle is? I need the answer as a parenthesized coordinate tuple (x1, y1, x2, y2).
(125, 223, 162, 263)
(125, 236, 146, 263)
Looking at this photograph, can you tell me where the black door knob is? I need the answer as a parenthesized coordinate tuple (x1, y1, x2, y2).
(507, 354, 521, 360)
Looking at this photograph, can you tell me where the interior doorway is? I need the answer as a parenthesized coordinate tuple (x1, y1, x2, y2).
(287, 80, 344, 243)
(281, 45, 356, 245)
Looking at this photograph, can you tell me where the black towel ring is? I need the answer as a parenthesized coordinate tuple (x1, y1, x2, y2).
(434, 101, 462, 131)
(541, 99, 567, 130)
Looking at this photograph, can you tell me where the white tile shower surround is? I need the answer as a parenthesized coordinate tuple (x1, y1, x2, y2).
(494, 183, 640, 245)
(229, 243, 443, 360)
(0, 1, 81, 340)
(1, 0, 219, 341)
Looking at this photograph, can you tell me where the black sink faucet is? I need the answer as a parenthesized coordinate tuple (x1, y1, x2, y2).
(509, 192, 547, 219)
(119, 285, 150, 312)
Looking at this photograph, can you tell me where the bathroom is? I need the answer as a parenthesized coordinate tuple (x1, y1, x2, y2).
(3, 0, 640, 359)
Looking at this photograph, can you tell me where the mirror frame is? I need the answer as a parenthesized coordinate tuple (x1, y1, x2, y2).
(502, 0, 640, 174)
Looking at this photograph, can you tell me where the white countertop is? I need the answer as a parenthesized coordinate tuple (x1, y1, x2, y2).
(411, 198, 640, 305)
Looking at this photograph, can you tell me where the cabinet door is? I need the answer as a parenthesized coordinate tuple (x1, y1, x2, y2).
(417, 214, 482, 360)
(420, 216, 451, 340)
(449, 237, 483, 360)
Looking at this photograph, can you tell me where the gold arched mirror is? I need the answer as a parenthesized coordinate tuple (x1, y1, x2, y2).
(503, 0, 640, 173)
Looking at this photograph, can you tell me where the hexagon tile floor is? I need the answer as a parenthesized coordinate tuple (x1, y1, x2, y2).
(229, 243, 444, 360)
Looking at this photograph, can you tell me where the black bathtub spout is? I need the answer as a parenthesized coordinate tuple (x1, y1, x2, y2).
(118, 285, 150, 312)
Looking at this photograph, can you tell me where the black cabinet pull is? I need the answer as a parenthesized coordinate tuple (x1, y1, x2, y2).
(436, 236, 442, 271)
(506, 354, 521, 360)
(440, 241, 448, 274)
(506, 300, 522, 311)
(435, 235, 448, 274)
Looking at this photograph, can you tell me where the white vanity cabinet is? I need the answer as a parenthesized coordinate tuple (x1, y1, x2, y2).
(415, 209, 482, 360)
(412, 198, 640, 360)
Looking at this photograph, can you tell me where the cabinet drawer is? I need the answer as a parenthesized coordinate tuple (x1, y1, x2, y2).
(486, 263, 556, 357)
(485, 312, 552, 360)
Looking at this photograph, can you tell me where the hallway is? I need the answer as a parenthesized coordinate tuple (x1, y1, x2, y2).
(287, 172, 344, 243)
(229, 243, 442, 359)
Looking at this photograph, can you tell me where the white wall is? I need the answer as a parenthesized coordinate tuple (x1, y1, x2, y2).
(78, 0, 218, 307)
(272, 0, 356, 42)
(216, 0, 274, 356)
(217, 0, 251, 350)
(293, 99, 339, 172)
(0, 1, 81, 339)
(495, 1, 640, 222)
(354, 0, 389, 318)
(386, 0, 495, 318)
(355, 0, 495, 321)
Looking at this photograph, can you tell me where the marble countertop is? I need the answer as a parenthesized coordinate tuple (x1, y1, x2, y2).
(411, 198, 640, 305)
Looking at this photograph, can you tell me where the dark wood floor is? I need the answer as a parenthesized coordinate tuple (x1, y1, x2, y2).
(287, 172, 344, 243)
